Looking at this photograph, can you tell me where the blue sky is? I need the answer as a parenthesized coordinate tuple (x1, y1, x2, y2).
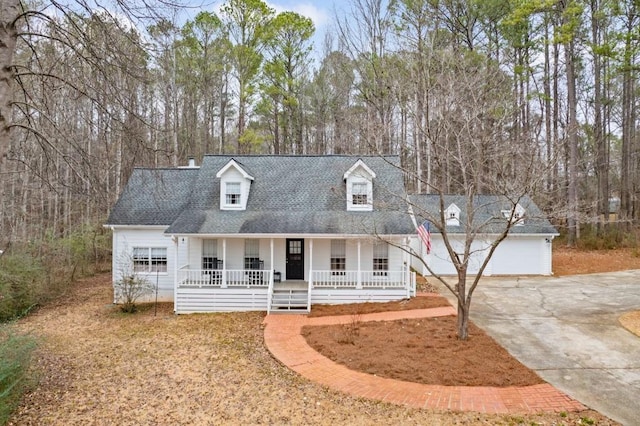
(180, 0, 341, 50)
(182, 0, 336, 31)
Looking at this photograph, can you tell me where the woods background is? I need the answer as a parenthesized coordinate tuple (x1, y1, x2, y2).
(1, 0, 639, 248)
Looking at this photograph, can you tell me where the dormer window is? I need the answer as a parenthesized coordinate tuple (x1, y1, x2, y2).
(344, 159, 376, 212)
(225, 182, 241, 206)
(217, 159, 254, 211)
(352, 182, 368, 205)
(445, 203, 461, 226)
(502, 204, 525, 225)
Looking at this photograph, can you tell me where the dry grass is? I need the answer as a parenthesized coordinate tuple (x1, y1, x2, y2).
(553, 246, 640, 276)
(8, 247, 634, 425)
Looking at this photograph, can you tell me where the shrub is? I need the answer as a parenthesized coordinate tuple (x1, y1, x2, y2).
(0, 328, 37, 425)
(113, 249, 155, 313)
(114, 274, 155, 313)
(0, 223, 112, 322)
(0, 254, 46, 322)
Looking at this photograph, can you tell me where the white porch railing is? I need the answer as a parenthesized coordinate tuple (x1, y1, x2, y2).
(178, 268, 271, 288)
(312, 270, 406, 289)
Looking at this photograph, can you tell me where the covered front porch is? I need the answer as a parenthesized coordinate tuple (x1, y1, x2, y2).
(173, 236, 416, 314)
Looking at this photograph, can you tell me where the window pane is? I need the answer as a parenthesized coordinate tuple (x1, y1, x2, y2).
(150, 248, 167, 273)
(245, 239, 259, 257)
(203, 239, 217, 257)
(352, 182, 368, 205)
(226, 182, 241, 205)
(373, 242, 388, 275)
(330, 240, 346, 274)
(373, 242, 388, 258)
(289, 240, 301, 254)
(132, 247, 149, 272)
(353, 182, 367, 194)
(330, 239, 346, 257)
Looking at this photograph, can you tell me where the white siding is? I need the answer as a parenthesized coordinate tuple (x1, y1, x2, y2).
(312, 289, 407, 305)
(417, 235, 489, 276)
(176, 288, 268, 313)
(178, 236, 190, 268)
(273, 239, 286, 277)
(112, 227, 175, 302)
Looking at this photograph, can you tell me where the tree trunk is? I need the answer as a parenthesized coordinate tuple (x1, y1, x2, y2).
(592, 0, 609, 233)
(621, 36, 633, 226)
(0, 0, 20, 161)
(456, 270, 469, 340)
(565, 39, 579, 246)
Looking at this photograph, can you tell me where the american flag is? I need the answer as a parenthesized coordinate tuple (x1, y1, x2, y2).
(417, 220, 431, 254)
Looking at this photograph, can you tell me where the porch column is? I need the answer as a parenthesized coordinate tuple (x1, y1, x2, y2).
(222, 238, 227, 288)
(404, 237, 410, 297)
(270, 238, 274, 286)
(308, 239, 313, 286)
(356, 240, 362, 289)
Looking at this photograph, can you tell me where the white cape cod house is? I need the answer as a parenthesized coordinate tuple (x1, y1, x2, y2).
(106, 155, 418, 314)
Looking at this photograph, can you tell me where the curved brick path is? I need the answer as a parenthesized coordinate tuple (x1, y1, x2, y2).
(262, 305, 586, 414)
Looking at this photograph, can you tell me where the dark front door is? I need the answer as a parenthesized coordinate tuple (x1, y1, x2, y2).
(286, 239, 304, 280)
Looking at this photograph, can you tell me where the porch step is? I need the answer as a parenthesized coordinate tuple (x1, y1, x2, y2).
(270, 289, 309, 313)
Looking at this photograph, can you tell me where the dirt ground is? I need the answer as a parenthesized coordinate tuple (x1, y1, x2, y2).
(8, 246, 632, 425)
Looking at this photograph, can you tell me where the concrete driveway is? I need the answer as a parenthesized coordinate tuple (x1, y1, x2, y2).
(464, 270, 640, 425)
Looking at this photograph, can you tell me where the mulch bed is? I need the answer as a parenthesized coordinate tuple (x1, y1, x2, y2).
(302, 315, 544, 387)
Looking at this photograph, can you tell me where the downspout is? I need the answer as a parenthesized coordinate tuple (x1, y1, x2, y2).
(111, 226, 117, 304)
(173, 236, 178, 313)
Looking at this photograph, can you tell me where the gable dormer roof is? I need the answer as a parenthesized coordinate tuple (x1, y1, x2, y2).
(163, 155, 413, 235)
(445, 203, 461, 225)
(343, 159, 376, 180)
(215, 159, 255, 180)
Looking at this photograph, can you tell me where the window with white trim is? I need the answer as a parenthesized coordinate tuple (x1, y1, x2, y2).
(445, 204, 461, 226)
(373, 242, 389, 276)
(225, 182, 241, 206)
(330, 239, 346, 275)
(133, 247, 167, 273)
(352, 182, 368, 205)
(502, 205, 525, 225)
(202, 239, 220, 270)
(244, 239, 261, 269)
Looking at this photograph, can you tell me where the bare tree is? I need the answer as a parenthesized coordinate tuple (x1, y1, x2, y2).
(0, 1, 182, 244)
(399, 49, 550, 340)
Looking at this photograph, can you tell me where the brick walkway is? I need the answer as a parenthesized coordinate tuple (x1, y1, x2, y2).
(262, 305, 586, 414)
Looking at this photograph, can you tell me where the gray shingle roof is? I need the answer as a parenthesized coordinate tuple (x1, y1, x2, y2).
(108, 155, 415, 235)
(410, 194, 558, 235)
(106, 168, 199, 226)
(106, 156, 557, 237)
